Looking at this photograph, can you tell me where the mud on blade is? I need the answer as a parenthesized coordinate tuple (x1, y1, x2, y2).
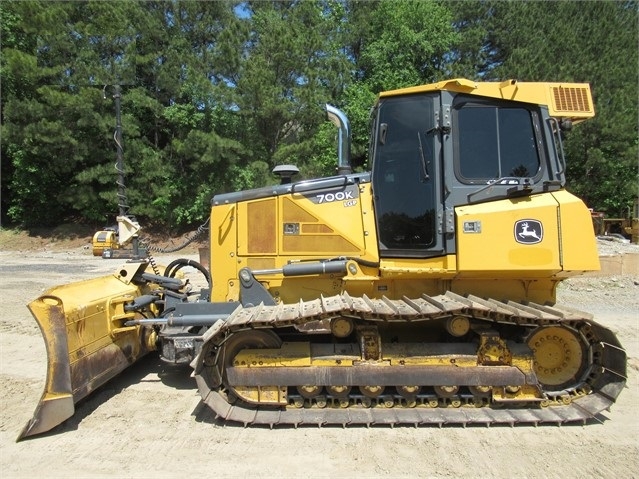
(18, 266, 156, 440)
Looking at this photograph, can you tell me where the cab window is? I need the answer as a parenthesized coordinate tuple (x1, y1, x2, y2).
(455, 100, 541, 183)
(372, 94, 437, 252)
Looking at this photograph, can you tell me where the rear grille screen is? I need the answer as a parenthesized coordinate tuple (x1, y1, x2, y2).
(551, 86, 592, 113)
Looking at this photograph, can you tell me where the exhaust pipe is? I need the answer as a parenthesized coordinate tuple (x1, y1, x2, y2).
(325, 104, 352, 175)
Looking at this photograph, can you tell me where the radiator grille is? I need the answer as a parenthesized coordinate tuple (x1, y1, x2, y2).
(551, 86, 592, 113)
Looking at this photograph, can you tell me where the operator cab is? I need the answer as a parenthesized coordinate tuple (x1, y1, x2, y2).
(370, 88, 558, 258)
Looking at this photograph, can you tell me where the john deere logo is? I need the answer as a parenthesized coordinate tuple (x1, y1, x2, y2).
(514, 219, 543, 244)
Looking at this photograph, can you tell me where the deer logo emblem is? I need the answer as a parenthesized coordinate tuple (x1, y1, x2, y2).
(514, 219, 543, 244)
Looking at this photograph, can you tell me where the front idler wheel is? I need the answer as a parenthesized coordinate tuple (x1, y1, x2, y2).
(217, 329, 282, 403)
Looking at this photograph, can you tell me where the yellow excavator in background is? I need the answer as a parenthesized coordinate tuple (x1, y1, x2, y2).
(91, 215, 141, 257)
(19, 78, 626, 440)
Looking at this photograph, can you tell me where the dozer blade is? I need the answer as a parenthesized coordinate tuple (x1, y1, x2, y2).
(18, 268, 156, 440)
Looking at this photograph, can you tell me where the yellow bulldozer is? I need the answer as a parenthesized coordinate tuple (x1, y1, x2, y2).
(19, 78, 626, 440)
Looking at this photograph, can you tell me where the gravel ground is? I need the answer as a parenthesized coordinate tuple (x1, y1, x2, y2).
(0, 240, 637, 479)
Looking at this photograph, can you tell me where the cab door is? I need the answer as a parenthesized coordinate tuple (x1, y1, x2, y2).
(371, 93, 445, 258)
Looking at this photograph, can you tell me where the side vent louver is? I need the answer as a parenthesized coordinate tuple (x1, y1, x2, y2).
(551, 86, 592, 113)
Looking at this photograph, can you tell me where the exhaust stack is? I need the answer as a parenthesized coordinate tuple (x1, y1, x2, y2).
(325, 104, 352, 175)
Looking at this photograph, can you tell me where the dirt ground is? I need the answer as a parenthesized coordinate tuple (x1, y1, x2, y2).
(0, 232, 637, 479)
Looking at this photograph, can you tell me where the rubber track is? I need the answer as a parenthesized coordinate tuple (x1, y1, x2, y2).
(195, 292, 627, 426)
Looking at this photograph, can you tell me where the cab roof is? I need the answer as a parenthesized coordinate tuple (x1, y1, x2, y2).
(379, 78, 594, 123)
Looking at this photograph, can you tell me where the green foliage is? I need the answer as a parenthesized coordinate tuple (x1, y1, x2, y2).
(1, 0, 637, 229)
(357, 0, 456, 90)
(231, 0, 351, 178)
(303, 122, 348, 178)
(340, 83, 377, 168)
